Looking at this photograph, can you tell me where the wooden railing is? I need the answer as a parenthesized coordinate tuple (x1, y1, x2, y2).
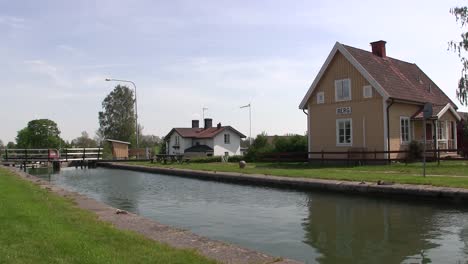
(1, 148, 102, 162)
(258, 148, 462, 164)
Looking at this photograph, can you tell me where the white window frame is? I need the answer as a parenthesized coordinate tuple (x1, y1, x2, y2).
(400, 117, 410, 144)
(224, 133, 230, 144)
(316, 92, 325, 104)
(363, 85, 373, 98)
(336, 118, 353, 146)
(437, 121, 447, 141)
(335, 79, 351, 102)
(175, 135, 180, 146)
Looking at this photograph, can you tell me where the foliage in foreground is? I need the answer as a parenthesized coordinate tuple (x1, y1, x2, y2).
(450, 6, 468, 105)
(0, 168, 214, 264)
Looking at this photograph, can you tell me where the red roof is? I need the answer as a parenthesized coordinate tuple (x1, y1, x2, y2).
(411, 104, 446, 119)
(167, 126, 246, 139)
(343, 45, 456, 107)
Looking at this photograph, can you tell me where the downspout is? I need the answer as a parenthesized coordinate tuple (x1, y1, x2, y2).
(386, 98, 394, 160)
(302, 109, 308, 115)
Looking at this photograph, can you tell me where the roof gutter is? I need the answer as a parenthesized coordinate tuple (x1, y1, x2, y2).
(302, 109, 308, 115)
(386, 98, 394, 159)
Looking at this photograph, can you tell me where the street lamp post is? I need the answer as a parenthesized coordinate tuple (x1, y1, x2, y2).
(240, 103, 252, 145)
(105, 78, 139, 147)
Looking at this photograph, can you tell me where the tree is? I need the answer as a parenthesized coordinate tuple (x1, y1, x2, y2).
(6, 142, 15, 149)
(244, 132, 274, 161)
(98, 85, 136, 145)
(0, 139, 3, 149)
(139, 135, 161, 148)
(71, 131, 98, 148)
(159, 137, 167, 154)
(273, 135, 307, 152)
(449, 6, 468, 105)
(16, 119, 63, 148)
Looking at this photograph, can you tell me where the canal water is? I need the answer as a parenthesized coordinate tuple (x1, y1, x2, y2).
(31, 167, 468, 263)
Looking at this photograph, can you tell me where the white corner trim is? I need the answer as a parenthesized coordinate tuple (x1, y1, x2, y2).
(299, 42, 389, 109)
(436, 103, 461, 121)
(383, 98, 388, 156)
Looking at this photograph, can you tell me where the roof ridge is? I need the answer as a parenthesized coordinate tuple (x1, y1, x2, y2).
(342, 44, 415, 65)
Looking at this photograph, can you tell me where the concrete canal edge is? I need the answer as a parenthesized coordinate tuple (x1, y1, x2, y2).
(100, 162, 468, 203)
(4, 166, 301, 264)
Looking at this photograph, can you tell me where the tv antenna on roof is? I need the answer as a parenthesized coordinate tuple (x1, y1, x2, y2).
(202, 107, 208, 120)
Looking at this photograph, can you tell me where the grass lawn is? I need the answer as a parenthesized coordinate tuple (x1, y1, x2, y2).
(126, 160, 468, 189)
(0, 167, 216, 264)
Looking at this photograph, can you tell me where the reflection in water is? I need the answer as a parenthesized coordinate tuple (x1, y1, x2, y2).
(302, 194, 468, 264)
(302, 194, 438, 263)
(30, 167, 468, 264)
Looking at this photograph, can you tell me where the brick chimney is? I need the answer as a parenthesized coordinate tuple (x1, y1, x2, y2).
(192, 120, 199, 128)
(204, 118, 213, 129)
(370, 40, 386, 58)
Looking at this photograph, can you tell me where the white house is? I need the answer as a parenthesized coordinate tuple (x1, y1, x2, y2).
(165, 119, 246, 156)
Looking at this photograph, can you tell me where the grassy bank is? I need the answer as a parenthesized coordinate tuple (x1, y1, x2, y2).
(126, 161, 468, 189)
(0, 167, 215, 264)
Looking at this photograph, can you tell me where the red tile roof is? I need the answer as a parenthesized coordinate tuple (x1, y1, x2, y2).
(411, 104, 446, 119)
(167, 126, 246, 139)
(343, 45, 456, 107)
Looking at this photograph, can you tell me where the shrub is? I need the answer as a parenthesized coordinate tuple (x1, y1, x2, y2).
(189, 156, 222, 163)
(187, 155, 245, 163)
(407, 140, 423, 162)
(227, 155, 244, 162)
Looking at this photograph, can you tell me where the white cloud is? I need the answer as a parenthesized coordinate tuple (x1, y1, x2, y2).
(0, 15, 27, 29)
(24, 59, 71, 88)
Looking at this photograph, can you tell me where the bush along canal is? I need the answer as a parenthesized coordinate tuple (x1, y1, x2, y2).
(30, 166, 468, 264)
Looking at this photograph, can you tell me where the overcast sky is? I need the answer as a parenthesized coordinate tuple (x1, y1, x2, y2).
(0, 0, 467, 143)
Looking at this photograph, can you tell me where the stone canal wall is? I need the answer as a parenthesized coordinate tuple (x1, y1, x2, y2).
(100, 162, 468, 203)
(4, 166, 300, 264)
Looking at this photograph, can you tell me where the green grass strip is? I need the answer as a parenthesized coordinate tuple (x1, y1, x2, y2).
(127, 160, 468, 189)
(0, 167, 215, 264)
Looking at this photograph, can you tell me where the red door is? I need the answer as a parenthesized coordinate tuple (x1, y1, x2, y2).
(426, 124, 432, 140)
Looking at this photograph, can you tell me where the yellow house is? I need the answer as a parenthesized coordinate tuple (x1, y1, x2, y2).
(299, 41, 461, 159)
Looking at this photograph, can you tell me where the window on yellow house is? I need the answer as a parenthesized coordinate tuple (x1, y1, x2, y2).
(336, 118, 352, 146)
(400, 117, 410, 144)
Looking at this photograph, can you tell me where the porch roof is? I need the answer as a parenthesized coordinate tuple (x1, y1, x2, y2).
(411, 103, 461, 121)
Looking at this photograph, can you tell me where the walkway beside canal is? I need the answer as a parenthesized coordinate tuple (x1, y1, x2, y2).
(101, 162, 468, 203)
(4, 166, 300, 264)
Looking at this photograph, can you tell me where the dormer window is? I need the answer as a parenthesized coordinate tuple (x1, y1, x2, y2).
(335, 79, 351, 101)
(316, 92, 324, 104)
